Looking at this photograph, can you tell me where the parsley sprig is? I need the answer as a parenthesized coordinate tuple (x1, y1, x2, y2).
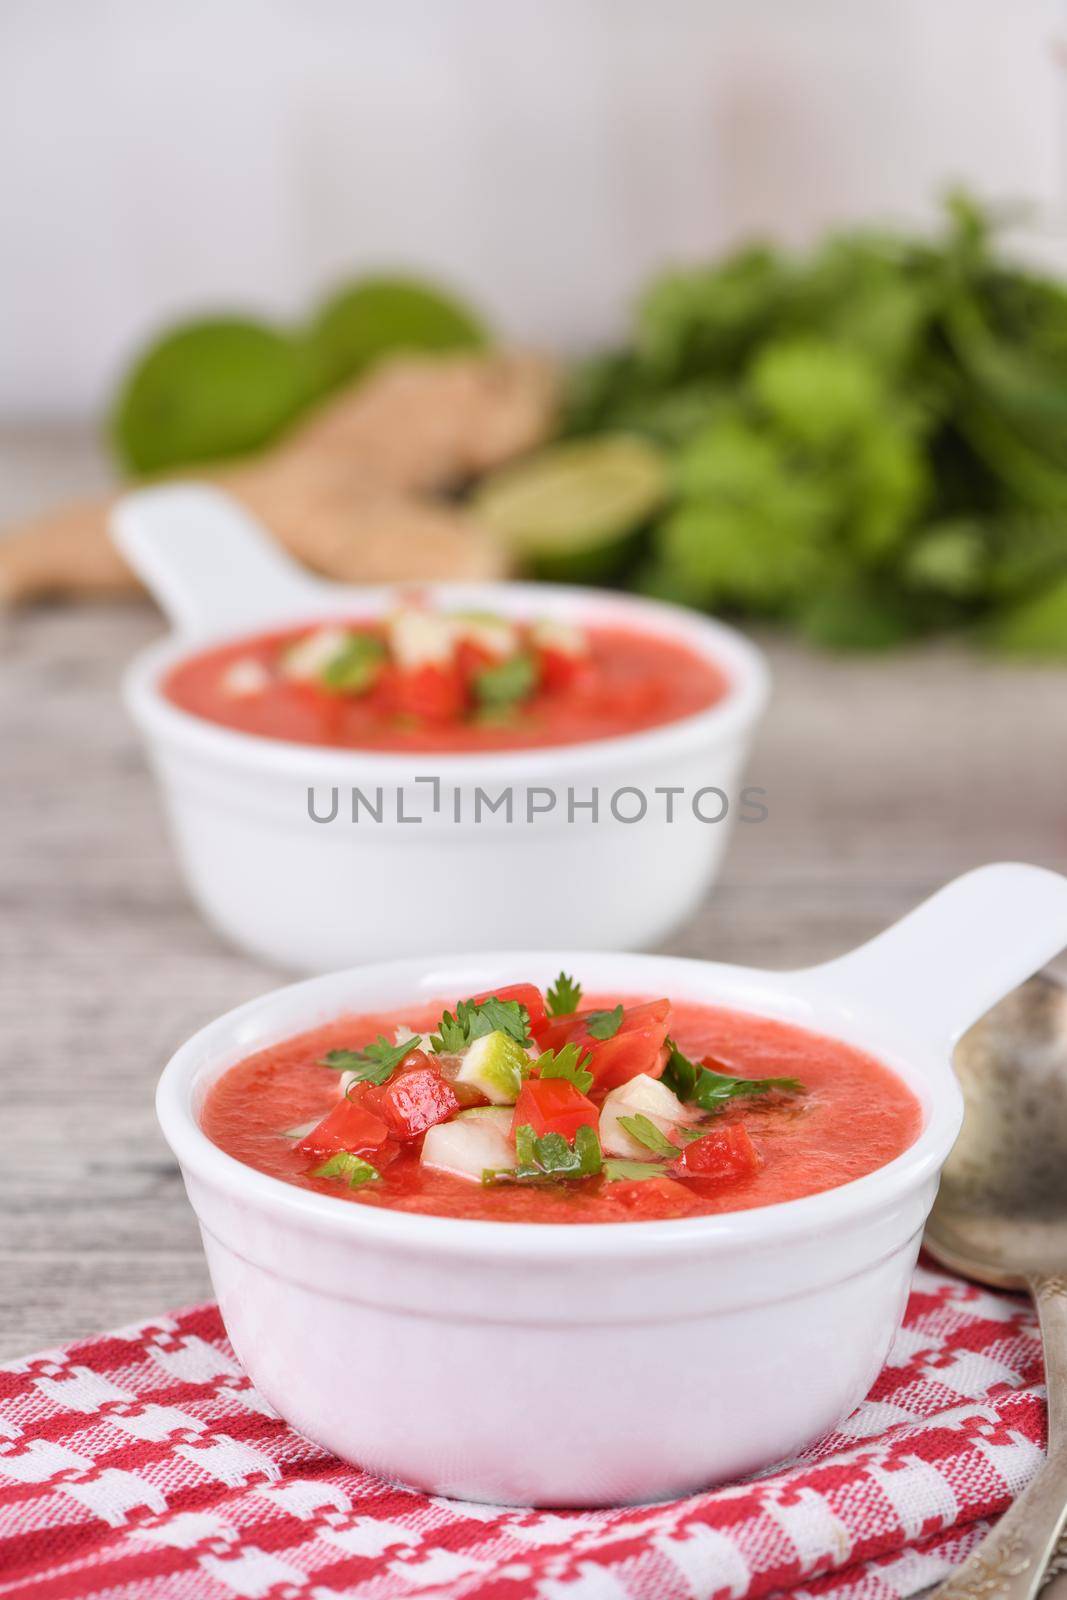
(534, 1041, 594, 1095)
(473, 653, 537, 709)
(321, 1035, 420, 1088)
(546, 972, 582, 1017)
(585, 1004, 624, 1040)
(602, 1158, 667, 1182)
(662, 1039, 804, 1112)
(483, 1123, 603, 1185)
(430, 995, 533, 1053)
(617, 1113, 679, 1158)
(320, 634, 386, 693)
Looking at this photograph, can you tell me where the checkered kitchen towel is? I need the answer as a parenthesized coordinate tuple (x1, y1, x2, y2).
(0, 1262, 1046, 1600)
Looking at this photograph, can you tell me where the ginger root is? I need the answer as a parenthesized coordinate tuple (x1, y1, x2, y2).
(0, 349, 559, 607)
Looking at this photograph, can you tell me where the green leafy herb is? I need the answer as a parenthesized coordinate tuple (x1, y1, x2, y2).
(617, 1114, 679, 1158)
(311, 1151, 380, 1188)
(430, 996, 532, 1054)
(551, 194, 1067, 657)
(585, 1004, 624, 1040)
(473, 653, 538, 709)
(483, 1123, 602, 1185)
(602, 1158, 668, 1182)
(321, 1035, 420, 1087)
(320, 634, 386, 693)
(662, 1039, 804, 1112)
(546, 971, 582, 1016)
(533, 1041, 594, 1095)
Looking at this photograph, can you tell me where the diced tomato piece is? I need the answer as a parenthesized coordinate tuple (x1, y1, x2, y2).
(455, 639, 498, 685)
(586, 1030, 669, 1091)
(375, 1065, 459, 1139)
(382, 662, 467, 722)
(536, 647, 586, 695)
(617, 999, 671, 1035)
(609, 1176, 699, 1217)
(468, 983, 547, 1035)
(535, 998, 672, 1091)
(671, 1124, 761, 1183)
(511, 1078, 598, 1142)
(294, 1097, 391, 1159)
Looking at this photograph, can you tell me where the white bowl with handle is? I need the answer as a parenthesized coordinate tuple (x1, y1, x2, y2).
(155, 863, 1067, 1507)
(114, 484, 770, 973)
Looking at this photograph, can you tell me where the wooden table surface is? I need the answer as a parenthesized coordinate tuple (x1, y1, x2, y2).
(2, 427, 1066, 1362)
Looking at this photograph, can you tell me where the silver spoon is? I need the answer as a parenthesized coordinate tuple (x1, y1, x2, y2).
(925, 973, 1067, 1600)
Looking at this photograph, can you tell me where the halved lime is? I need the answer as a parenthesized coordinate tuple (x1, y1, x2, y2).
(111, 317, 310, 475)
(473, 435, 669, 582)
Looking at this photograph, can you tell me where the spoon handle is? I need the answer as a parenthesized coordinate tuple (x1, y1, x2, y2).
(928, 1274, 1067, 1600)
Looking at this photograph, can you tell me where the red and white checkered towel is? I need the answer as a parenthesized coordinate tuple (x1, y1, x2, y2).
(0, 1261, 1045, 1600)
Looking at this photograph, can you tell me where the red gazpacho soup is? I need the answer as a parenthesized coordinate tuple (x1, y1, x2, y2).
(202, 975, 922, 1223)
(162, 606, 729, 752)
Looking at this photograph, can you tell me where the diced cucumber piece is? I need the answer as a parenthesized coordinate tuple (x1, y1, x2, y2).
(421, 1116, 516, 1183)
(389, 609, 456, 670)
(453, 612, 518, 659)
(280, 1118, 320, 1141)
(529, 618, 589, 658)
(455, 1107, 515, 1133)
(221, 657, 272, 697)
(456, 1030, 530, 1104)
(599, 1073, 693, 1160)
(473, 435, 668, 583)
(280, 626, 353, 682)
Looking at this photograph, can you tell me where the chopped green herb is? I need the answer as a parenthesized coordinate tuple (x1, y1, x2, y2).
(534, 1041, 594, 1095)
(617, 1113, 679, 1158)
(662, 1038, 804, 1112)
(483, 1122, 603, 1185)
(311, 1151, 380, 1188)
(473, 652, 538, 709)
(602, 1158, 668, 1182)
(430, 996, 532, 1053)
(321, 1035, 420, 1087)
(585, 1004, 624, 1040)
(320, 634, 386, 693)
(546, 971, 583, 1017)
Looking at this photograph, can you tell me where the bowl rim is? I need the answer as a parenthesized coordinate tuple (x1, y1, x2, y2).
(123, 581, 771, 782)
(156, 948, 962, 1263)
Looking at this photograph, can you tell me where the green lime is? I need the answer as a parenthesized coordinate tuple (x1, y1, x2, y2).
(111, 317, 310, 475)
(306, 274, 487, 393)
(473, 435, 669, 583)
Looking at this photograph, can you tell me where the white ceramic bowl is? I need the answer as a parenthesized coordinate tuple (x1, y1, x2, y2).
(156, 864, 1067, 1506)
(115, 486, 769, 973)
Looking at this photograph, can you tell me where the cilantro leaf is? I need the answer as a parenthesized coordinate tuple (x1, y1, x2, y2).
(484, 1123, 602, 1185)
(320, 634, 386, 693)
(585, 1004, 624, 1040)
(430, 995, 532, 1053)
(321, 1035, 420, 1087)
(617, 1113, 678, 1158)
(473, 653, 537, 709)
(311, 1152, 380, 1188)
(546, 971, 582, 1017)
(662, 1038, 804, 1112)
(603, 1158, 667, 1181)
(534, 1041, 594, 1095)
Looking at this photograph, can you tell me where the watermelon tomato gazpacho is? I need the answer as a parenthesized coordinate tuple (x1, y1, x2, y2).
(201, 975, 922, 1223)
(162, 605, 729, 752)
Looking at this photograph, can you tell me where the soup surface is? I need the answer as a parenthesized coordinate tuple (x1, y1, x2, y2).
(162, 606, 729, 752)
(201, 977, 921, 1224)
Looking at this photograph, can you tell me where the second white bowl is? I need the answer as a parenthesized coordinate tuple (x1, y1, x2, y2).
(116, 486, 770, 972)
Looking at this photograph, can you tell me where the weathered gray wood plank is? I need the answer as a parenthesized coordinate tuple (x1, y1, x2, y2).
(2, 427, 1065, 1360)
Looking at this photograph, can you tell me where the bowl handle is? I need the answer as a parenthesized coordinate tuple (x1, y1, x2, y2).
(110, 483, 332, 637)
(795, 863, 1067, 1051)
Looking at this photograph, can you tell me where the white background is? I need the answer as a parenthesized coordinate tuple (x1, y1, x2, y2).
(2, 0, 1065, 417)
